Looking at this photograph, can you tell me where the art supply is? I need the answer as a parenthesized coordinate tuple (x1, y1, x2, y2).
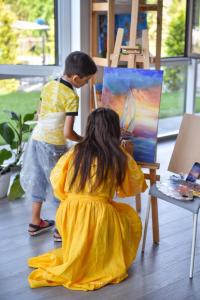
(186, 162, 200, 183)
(157, 179, 194, 201)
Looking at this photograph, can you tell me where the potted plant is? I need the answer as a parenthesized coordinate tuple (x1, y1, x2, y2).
(0, 110, 35, 199)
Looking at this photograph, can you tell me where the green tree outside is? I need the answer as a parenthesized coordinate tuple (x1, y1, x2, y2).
(164, 1, 186, 92)
(5, 0, 55, 63)
(0, 1, 19, 94)
(0, 1, 18, 64)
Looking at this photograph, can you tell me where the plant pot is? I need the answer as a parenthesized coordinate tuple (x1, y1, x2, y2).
(0, 171, 12, 198)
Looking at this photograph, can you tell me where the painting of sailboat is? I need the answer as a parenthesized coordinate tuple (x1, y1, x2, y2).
(101, 67, 163, 163)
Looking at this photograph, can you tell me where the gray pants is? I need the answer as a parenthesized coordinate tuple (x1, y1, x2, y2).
(20, 139, 68, 205)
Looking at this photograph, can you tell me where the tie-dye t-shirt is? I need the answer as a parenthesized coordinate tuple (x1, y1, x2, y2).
(32, 78, 79, 145)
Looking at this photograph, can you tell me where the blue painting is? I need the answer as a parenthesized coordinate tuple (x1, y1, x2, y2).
(98, 12, 147, 57)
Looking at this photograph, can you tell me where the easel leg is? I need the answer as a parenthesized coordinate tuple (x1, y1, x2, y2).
(151, 195, 159, 243)
(107, 0, 115, 66)
(142, 195, 151, 252)
(142, 30, 150, 69)
(136, 194, 141, 213)
(111, 28, 124, 67)
(150, 169, 159, 243)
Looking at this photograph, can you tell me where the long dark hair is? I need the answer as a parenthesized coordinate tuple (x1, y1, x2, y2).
(69, 108, 127, 192)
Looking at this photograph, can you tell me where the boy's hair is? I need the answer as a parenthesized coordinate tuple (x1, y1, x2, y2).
(64, 51, 97, 78)
(69, 107, 128, 192)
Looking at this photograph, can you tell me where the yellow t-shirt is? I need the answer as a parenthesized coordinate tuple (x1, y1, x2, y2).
(32, 78, 79, 145)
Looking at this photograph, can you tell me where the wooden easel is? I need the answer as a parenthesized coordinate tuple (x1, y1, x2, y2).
(111, 28, 151, 69)
(109, 0, 160, 243)
(90, 0, 162, 243)
(90, 0, 163, 69)
(90, 0, 163, 110)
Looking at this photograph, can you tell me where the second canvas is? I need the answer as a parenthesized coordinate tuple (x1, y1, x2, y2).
(101, 67, 163, 163)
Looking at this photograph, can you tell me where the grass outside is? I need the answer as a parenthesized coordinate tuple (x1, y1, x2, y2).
(160, 91, 200, 118)
(159, 90, 184, 118)
(0, 90, 200, 144)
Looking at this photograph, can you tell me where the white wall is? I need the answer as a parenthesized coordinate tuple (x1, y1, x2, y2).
(71, 0, 91, 136)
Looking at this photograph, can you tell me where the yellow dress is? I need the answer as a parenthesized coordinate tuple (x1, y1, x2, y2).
(28, 148, 147, 291)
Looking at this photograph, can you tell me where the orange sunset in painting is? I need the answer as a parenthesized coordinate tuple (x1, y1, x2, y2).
(102, 67, 163, 163)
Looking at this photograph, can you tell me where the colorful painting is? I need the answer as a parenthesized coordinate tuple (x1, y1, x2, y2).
(101, 67, 163, 163)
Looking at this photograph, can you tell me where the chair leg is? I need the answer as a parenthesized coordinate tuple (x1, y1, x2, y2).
(142, 195, 151, 253)
(189, 213, 198, 279)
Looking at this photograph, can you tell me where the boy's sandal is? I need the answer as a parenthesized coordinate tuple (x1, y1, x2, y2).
(53, 228, 62, 242)
(28, 219, 55, 236)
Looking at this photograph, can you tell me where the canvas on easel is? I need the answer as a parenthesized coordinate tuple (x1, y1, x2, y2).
(101, 67, 163, 163)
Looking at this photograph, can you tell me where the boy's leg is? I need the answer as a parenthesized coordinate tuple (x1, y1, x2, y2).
(31, 201, 42, 225)
(28, 142, 56, 235)
(28, 200, 55, 235)
(21, 139, 55, 235)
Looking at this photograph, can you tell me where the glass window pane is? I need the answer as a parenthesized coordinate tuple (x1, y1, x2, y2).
(158, 64, 187, 136)
(195, 62, 200, 113)
(191, 0, 200, 56)
(147, 0, 186, 58)
(0, 77, 47, 144)
(0, 1, 56, 65)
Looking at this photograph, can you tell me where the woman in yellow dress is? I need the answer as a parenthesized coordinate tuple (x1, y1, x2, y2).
(28, 107, 147, 291)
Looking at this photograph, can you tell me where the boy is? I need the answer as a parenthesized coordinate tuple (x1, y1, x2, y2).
(20, 51, 97, 238)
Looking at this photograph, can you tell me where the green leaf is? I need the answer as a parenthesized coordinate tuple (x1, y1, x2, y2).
(0, 123, 15, 145)
(23, 112, 36, 123)
(22, 124, 30, 132)
(0, 149, 12, 165)
(8, 174, 24, 200)
(3, 110, 20, 121)
(10, 141, 18, 150)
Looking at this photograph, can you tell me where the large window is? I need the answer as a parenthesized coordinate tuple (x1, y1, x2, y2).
(0, 0, 71, 144)
(1, 0, 56, 65)
(0, 0, 197, 139)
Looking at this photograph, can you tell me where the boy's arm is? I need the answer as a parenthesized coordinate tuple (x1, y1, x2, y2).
(64, 115, 82, 142)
